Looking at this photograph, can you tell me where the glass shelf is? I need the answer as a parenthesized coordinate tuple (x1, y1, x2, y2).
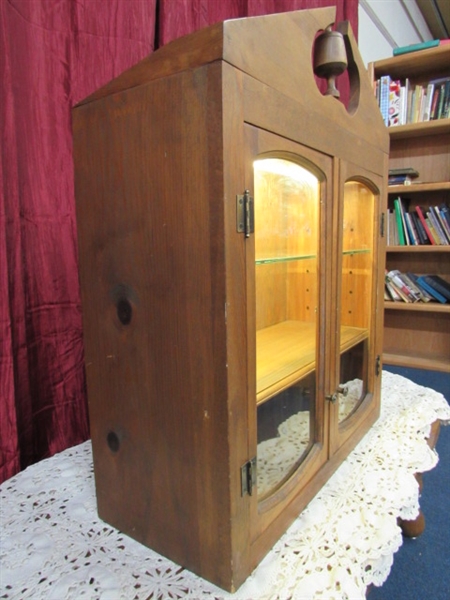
(255, 248, 370, 264)
(256, 254, 316, 264)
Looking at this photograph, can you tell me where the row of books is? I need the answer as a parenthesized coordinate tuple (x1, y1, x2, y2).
(387, 200, 450, 246)
(388, 166, 419, 186)
(385, 270, 450, 304)
(375, 75, 450, 127)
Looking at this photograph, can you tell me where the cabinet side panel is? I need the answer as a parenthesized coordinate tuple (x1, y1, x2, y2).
(73, 65, 233, 587)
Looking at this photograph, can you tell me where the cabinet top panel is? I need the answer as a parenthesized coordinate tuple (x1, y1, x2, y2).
(77, 7, 336, 107)
(75, 7, 388, 156)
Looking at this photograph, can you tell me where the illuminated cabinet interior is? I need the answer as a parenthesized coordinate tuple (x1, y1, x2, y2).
(73, 7, 389, 593)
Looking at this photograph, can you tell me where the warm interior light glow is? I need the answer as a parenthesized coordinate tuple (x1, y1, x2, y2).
(254, 158, 319, 187)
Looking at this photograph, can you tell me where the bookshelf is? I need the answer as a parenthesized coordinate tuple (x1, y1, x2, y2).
(370, 46, 450, 373)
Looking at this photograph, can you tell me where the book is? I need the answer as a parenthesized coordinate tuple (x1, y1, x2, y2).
(388, 175, 414, 186)
(439, 204, 450, 232)
(385, 280, 402, 302)
(393, 198, 406, 245)
(416, 276, 448, 303)
(415, 206, 436, 245)
(388, 167, 419, 178)
(406, 273, 434, 302)
(387, 209, 398, 246)
(433, 206, 450, 243)
(402, 273, 431, 302)
(425, 215, 440, 244)
(379, 75, 391, 126)
(423, 83, 435, 121)
(410, 212, 429, 245)
(427, 207, 449, 244)
(386, 269, 421, 302)
(388, 79, 402, 126)
(419, 275, 450, 301)
(404, 212, 419, 245)
(393, 39, 440, 56)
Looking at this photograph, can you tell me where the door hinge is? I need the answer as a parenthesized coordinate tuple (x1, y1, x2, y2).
(236, 190, 254, 237)
(241, 456, 257, 496)
(380, 212, 385, 238)
(375, 354, 381, 376)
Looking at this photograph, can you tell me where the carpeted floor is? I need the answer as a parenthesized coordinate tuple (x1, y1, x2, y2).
(369, 366, 450, 600)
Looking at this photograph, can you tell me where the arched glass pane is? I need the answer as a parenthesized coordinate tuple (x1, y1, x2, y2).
(254, 158, 320, 499)
(338, 181, 375, 422)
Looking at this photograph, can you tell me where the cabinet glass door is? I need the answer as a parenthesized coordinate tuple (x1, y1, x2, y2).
(253, 158, 320, 499)
(338, 180, 375, 422)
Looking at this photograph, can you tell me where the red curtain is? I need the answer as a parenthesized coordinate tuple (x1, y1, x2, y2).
(0, 0, 357, 484)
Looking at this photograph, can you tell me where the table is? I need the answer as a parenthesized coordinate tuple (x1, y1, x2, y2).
(1, 371, 449, 600)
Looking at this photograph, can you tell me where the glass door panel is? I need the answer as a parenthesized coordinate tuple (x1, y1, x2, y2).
(338, 181, 374, 423)
(253, 158, 320, 499)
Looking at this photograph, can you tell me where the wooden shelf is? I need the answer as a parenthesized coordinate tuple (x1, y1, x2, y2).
(384, 301, 450, 313)
(388, 182, 450, 194)
(383, 352, 450, 373)
(371, 46, 450, 80)
(256, 320, 367, 405)
(386, 245, 450, 253)
(387, 118, 450, 140)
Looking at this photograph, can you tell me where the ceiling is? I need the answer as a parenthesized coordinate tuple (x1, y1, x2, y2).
(416, 0, 450, 39)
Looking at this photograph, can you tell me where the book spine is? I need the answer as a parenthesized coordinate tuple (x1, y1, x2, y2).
(393, 198, 406, 245)
(404, 213, 419, 245)
(415, 205, 436, 244)
(379, 76, 391, 126)
(420, 276, 450, 301)
(439, 204, 450, 233)
(411, 212, 428, 245)
(433, 206, 450, 243)
(425, 216, 440, 244)
(388, 79, 402, 127)
(417, 277, 447, 303)
(407, 272, 435, 301)
(387, 269, 420, 302)
(402, 273, 430, 302)
(427, 208, 449, 244)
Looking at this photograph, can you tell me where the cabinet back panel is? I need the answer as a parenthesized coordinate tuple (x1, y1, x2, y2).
(389, 133, 450, 182)
(384, 311, 450, 359)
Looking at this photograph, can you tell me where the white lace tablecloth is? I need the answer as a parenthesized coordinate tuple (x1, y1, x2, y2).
(1, 372, 449, 600)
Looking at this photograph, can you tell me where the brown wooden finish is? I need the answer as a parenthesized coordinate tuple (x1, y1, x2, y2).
(74, 8, 388, 592)
(398, 420, 441, 538)
(371, 47, 450, 372)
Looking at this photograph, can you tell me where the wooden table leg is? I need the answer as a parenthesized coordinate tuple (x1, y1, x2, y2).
(397, 420, 440, 538)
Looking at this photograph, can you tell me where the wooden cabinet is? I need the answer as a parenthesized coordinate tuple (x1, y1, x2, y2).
(370, 46, 450, 373)
(73, 8, 388, 592)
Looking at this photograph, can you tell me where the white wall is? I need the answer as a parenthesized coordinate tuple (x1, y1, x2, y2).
(358, 0, 433, 65)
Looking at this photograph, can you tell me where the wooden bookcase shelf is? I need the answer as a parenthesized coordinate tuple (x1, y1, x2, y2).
(389, 182, 450, 194)
(385, 301, 450, 314)
(371, 46, 450, 374)
(387, 118, 450, 140)
(386, 245, 450, 253)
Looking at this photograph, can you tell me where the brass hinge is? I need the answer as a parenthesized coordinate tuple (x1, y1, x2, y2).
(241, 457, 257, 496)
(236, 190, 254, 237)
(375, 354, 381, 376)
(380, 212, 385, 238)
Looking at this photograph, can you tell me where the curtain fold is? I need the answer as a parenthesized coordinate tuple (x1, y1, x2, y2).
(0, 0, 357, 484)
